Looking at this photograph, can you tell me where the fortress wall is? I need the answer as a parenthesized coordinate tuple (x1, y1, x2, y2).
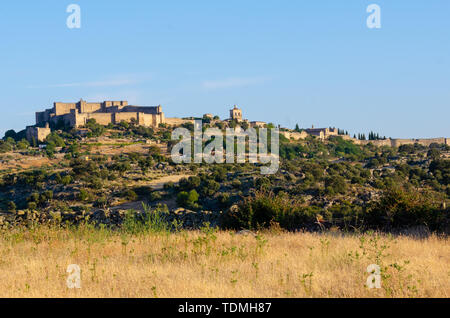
(165, 117, 194, 126)
(74, 112, 113, 127)
(62, 113, 77, 127)
(122, 106, 160, 115)
(81, 103, 102, 113)
(357, 139, 392, 147)
(281, 131, 308, 141)
(391, 138, 446, 147)
(327, 128, 339, 136)
(26, 126, 51, 143)
(138, 113, 155, 127)
(54, 103, 77, 116)
(115, 112, 138, 124)
(341, 135, 355, 141)
(154, 113, 165, 126)
(36, 109, 52, 125)
(87, 113, 114, 126)
(105, 106, 121, 113)
(351, 138, 447, 148)
(104, 101, 128, 108)
(391, 139, 418, 147)
(49, 113, 77, 127)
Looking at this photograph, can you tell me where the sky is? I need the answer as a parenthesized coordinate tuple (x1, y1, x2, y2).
(0, 0, 449, 138)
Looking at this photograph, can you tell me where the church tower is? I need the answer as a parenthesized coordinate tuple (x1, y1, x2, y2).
(230, 105, 243, 122)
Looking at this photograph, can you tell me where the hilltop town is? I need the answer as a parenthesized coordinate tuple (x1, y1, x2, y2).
(24, 99, 449, 149)
(0, 98, 448, 235)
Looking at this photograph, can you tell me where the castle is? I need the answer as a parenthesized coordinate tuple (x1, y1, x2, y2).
(27, 99, 166, 142)
(280, 126, 449, 147)
(25, 100, 448, 147)
(35, 99, 165, 128)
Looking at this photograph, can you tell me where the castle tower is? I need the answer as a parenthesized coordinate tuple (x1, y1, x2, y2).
(230, 105, 242, 122)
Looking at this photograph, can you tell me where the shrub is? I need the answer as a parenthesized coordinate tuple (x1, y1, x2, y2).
(201, 180, 220, 196)
(324, 175, 347, 195)
(7, 201, 16, 212)
(45, 133, 66, 147)
(121, 203, 170, 234)
(365, 186, 448, 231)
(27, 202, 37, 210)
(223, 191, 320, 230)
(78, 189, 89, 201)
(125, 189, 138, 201)
(177, 189, 199, 209)
(149, 191, 162, 201)
(61, 175, 72, 186)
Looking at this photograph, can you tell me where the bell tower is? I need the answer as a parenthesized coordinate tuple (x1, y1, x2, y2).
(230, 105, 242, 122)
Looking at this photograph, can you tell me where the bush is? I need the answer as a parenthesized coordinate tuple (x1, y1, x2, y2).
(365, 186, 448, 231)
(149, 191, 162, 201)
(78, 189, 89, 201)
(223, 191, 320, 230)
(45, 133, 66, 147)
(201, 180, 220, 196)
(61, 175, 72, 186)
(86, 119, 106, 137)
(177, 189, 199, 209)
(324, 175, 347, 195)
(7, 201, 16, 212)
(121, 203, 170, 234)
(27, 202, 37, 210)
(125, 189, 138, 201)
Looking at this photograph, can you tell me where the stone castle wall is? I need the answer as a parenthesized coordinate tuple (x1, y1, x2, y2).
(25, 126, 51, 143)
(281, 131, 308, 141)
(349, 137, 448, 147)
(165, 117, 194, 126)
(34, 99, 165, 130)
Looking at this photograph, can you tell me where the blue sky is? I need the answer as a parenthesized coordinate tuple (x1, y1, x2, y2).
(0, 0, 449, 138)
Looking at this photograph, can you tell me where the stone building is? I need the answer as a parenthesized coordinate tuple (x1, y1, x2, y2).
(250, 121, 267, 128)
(25, 123, 51, 143)
(305, 126, 338, 140)
(229, 105, 243, 122)
(35, 99, 165, 129)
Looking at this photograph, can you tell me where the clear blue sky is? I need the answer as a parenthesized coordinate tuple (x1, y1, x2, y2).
(1, 0, 449, 138)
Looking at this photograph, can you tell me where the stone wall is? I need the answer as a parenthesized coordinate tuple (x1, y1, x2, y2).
(353, 137, 448, 147)
(34, 100, 166, 129)
(121, 105, 162, 115)
(115, 112, 138, 124)
(281, 131, 308, 141)
(54, 103, 77, 116)
(80, 102, 102, 113)
(165, 117, 194, 126)
(73, 112, 113, 127)
(391, 138, 447, 147)
(25, 126, 51, 143)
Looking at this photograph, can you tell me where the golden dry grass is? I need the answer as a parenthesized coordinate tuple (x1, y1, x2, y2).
(0, 226, 448, 298)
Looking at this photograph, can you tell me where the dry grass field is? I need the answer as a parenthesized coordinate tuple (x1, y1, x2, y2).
(0, 224, 448, 298)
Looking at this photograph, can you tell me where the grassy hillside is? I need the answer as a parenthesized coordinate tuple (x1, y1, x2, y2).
(1, 121, 449, 233)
